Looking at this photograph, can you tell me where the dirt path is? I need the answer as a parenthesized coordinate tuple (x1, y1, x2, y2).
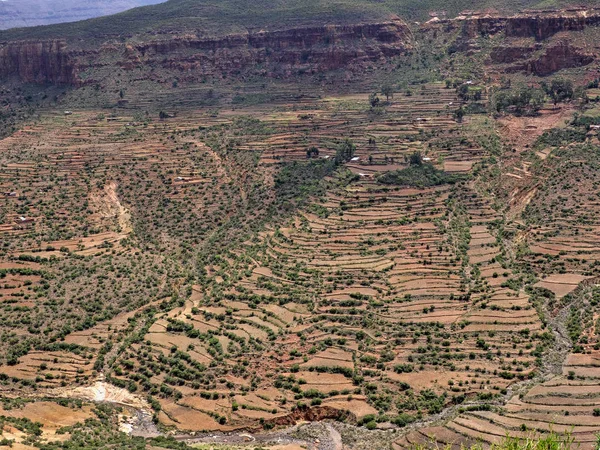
(89, 181, 133, 234)
(324, 423, 343, 450)
(542, 301, 572, 375)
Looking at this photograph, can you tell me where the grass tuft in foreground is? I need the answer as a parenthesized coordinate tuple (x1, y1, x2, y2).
(415, 430, 580, 450)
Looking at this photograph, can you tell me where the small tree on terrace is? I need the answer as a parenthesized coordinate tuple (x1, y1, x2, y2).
(381, 84, 395, 102)
(529, 89, 546, 112)
(454, 106, 465, 123)
(457, 83, 470, 101)
(306, 146, 319, 159)
(543, 78, 574, 105)
(408, 151, 423, 166)
(369, 93, 381, 108)
(335, 138, 356, 165)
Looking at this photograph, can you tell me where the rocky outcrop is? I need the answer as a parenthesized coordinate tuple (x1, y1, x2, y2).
(505, 15, 595, 41)
(262, 405, 353, 429)
(424, 9, 600, 76)
(4, 9, 599, 86)
(489, 45, 537, 64)
(522, 41, 594, 76)
(456, 10, 600, 41)
(120, 21, 411, 80)
(489, 40, 594, 76)
(0, 40, 77, 84)
(0, 20, 411, 85)
(425, 8, 600, 43)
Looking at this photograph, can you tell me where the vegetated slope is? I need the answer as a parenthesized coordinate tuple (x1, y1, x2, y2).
(5, 4, 600, 450)
(0, 81, 551, 444)
(2, 0, 600, 94)
(3, 76, 599, 449)
(0, 0, 393, 42)
(0, 0, 591, 42)
(0, 0, 167, 31)
(395, 121, 600, 450)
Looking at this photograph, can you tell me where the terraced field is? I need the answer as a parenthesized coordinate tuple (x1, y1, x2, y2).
(392, 94, 600, 450)
(7, 0, 600, 446)
(1, 71, 600, 449)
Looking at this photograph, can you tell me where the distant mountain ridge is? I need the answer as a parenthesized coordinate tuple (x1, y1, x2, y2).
(0, 0, 166, 30)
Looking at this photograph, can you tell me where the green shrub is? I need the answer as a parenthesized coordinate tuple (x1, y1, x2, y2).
(378, 163, 466, 188)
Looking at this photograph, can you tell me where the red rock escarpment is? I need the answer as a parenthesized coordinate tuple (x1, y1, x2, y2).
(456, 9, 600, 41)
(0, 20, 411, 85)
(0, 40, 77, 84)
(489, 41, 594, 75)
(520, 41, 594, 76)
(119, 20, 411, 80)
(489, 45, 537, 64)
(424, 10, 600, 75)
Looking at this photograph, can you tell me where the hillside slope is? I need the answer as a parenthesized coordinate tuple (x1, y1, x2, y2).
(0, 0, 166, 31)
(0, 0, 595, 42)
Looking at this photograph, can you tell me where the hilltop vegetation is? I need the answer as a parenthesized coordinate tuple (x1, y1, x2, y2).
(0, 0, 592, 42)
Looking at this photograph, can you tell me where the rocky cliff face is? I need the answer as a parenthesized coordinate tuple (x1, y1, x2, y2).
(262, 405, 352, 428)
(488, 40, 594, 75)
(489, 45, 537, 64)
(121, 20, 411, 80)
(0, 20, 411, 85)
(0, 40, 77, 84)
(427, 9, 600, 76)
(4, 9, 600, 86)
(456, 9, 600, 41)
(523, 41, 594, 76)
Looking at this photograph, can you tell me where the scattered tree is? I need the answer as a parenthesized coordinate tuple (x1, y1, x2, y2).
(543, 78, 574, 105)
(369, 93, 380, 108)
(381, 84, 395, 101)
(335, 138, 356, 165)
(306, 146, 319, 158)
(409, 151, 423, 166)
(454, 107, 465, 123)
